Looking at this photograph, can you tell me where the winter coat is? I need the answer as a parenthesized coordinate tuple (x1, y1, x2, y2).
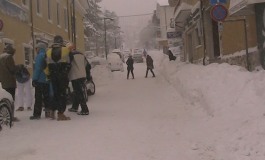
(146, 55, 154, 69)
(68, 50, 87, 81)
(0, 52, 17, 88)
(32, 48, 49, 83)
(126, 57, 134, 70)
(15, 64, 30, 83)
(45, 44, 71, 80)
(168, 50, 176, 61)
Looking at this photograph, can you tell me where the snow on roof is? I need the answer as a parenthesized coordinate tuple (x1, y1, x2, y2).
(157, 0, 169, 6)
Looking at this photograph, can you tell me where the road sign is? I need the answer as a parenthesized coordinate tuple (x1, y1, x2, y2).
(210, 0, 227, 6)
(210, 4, 228, 22)
(0, 20, 3, 31)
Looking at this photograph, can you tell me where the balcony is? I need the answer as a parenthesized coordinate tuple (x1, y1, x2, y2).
(0, 0, 29, 23)
(174, 1, 193, 31)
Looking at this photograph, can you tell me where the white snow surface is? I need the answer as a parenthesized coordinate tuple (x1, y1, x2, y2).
(1, 50, 265, 160)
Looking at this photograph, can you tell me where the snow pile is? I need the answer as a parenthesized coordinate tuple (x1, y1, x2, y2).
(157, 54, 265, 159)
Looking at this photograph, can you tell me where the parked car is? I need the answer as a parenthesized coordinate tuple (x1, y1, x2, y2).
(107, 53, 124, 72)
(84, 51, 96, 59)
(66, 76, 96, 105)
(132, 53, 144, 63)
(0, 85, 13, 131)
(112, 49, 125, 63)
(123, 49, 131, 59)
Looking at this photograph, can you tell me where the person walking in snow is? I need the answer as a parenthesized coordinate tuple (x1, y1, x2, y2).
(45, 35, 71, 121)
(15, 64, 32, 111)
(168, 49, 176, 61)
(126, 55, 134, 79)
(67, 42, 89, 115)
(145, 55, 155, 78)
(30, 42, 51, 120)
(0, 44, 19, 121)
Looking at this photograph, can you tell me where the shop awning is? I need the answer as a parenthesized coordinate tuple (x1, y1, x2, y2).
(229, 0, 265, 15)
(174, 2, 193, 23)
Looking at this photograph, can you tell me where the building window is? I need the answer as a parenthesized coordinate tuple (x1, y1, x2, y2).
(22, 44, 33, 67)
(24, 47, 31, 66)
(56, 2, 60, 26)
(195, 28, 202, 46)
(36, 0, 42, 16)
(48, 0, 51, 21)
(64, 7, 68, 30)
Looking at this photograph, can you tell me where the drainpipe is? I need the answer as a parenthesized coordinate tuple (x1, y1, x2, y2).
(200, 0, 207, 65)
(72, 0, 76, 46)
(30, 0, 35, 61)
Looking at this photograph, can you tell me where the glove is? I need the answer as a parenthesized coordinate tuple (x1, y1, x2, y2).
(32, 80, 37, 87)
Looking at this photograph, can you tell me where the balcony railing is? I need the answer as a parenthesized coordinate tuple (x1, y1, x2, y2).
(0, 0, 29, 23)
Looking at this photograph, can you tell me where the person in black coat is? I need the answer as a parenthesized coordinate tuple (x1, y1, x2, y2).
(145, 55, 155, 78)
(126, 55, 134, 79)
(168, 50, 176, 61)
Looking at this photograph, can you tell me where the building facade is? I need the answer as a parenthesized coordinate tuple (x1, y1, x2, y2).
(0, 0, 86, 73)
(169, 0, 265, 71)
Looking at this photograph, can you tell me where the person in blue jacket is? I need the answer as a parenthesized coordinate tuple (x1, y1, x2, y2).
(30, 42, 50, 120)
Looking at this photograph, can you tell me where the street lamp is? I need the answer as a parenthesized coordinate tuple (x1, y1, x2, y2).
(104, 17, 114, 59)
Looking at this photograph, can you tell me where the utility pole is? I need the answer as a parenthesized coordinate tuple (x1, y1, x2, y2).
(30, 0, 35, 61)
(104, 17, 114, 59)
(72, 0, 76, 46)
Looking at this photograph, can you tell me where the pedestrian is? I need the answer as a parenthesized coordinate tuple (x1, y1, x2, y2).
(67, 42, 89, 115)
(143, 49, 147, 58)
(45, 35, 71, 121)
(15, 64, 32, 111)
(30, 42, 51, 120)
(145, 55, 155, 78)
(168, 49, 176, 61)
(0, 44, 19, 121)
(126, 55, 134, 79)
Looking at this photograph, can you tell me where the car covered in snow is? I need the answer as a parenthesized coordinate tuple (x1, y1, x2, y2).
(0, 85, 13, 131)
(107, 53, 124, 72)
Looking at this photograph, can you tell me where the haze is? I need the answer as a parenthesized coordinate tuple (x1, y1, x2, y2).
(100, 0, 157, 16)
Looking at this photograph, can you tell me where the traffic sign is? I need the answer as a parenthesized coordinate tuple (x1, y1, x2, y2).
(210, 4, 228, 22)
(210, 0, 227, 5)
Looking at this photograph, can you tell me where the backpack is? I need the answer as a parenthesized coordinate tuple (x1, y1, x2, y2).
(15, 65, 30, 83)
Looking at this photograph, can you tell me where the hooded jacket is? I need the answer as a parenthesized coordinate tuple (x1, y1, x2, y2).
(0, 52, 17, 88)
(32, 48, 49, 83)
(68, 50, 87, 81)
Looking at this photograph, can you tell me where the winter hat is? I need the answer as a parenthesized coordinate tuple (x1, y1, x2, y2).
(36, 42, 47, 50)
(53, 35, 64, 44)
(3, 44, 16, 54)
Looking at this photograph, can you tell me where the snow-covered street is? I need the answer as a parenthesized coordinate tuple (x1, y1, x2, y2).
(1, 50, 265, 160)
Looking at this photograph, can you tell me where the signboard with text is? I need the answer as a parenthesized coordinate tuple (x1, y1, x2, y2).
(167, 32, 182, 39)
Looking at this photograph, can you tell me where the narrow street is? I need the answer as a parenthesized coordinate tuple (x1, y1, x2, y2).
(0, 52, 192, 160)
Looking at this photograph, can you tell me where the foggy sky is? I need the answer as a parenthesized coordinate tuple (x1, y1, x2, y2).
(100, 0, 157, 16)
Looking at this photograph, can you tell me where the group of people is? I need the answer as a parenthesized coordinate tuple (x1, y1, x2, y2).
(126, 50, 156, 79)
(0, 35, 91, 122)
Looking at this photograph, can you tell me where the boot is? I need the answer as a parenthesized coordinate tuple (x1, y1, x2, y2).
(16, 107, 24, 111)
(57, 113, 71, 121)
(45, 111, 50, 118)
(49, 111, 55, 120)
(27, 107, 32, 111)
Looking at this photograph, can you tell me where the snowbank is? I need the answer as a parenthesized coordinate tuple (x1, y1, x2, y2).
(157, 54, 265, 159)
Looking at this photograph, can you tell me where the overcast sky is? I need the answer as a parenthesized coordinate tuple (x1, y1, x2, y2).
(100, 0, 158, 16)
